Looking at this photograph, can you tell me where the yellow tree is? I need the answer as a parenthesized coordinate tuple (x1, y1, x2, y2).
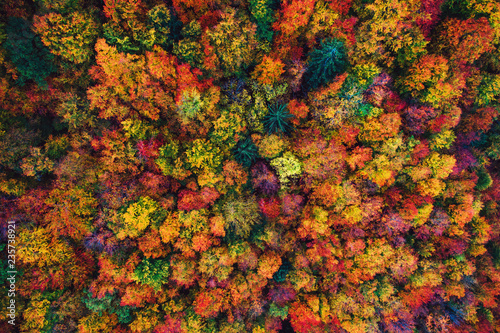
(351, 0, 428, 68)
(16, 227, 94, 294)
(184, 139, 223, 174)
(78, 312, 118, 333)
(17, 227, 72, 269)
(204, 8, 260, 77)
(114, 196, 161, 240)
(33, 11, 99, 64)
(20, 293, 52, 333)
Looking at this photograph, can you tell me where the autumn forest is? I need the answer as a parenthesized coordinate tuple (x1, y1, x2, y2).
(1, 0, 500, 332)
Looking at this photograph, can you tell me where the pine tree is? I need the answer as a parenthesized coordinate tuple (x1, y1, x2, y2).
(304, 38, 349, 91)
(263, 103, 295, 136)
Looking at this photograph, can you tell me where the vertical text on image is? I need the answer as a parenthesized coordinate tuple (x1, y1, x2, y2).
(6, 220, 17, 326)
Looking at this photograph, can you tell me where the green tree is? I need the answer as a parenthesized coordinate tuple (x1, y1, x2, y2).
(441, 0, 478, 19)
(176, 88, 204, 124)
(304, 38, 349, 91)
(173, 39, 203, 69)
(55, 93, 95, 129)
(475, 167, 493, 191)
(102, 22, 142, 54)
(476, 73, 500, 106)
(147, 4, 171, 48)
(249, 0, 277, 42)
(172, 21, 203, 68)
(4, 17, 56, 88)
(155, 140, 181, 176)
(133, 258, 170, 291)
(35, 0, 80, 14)
(0, 124, 40, 173)
(233, 136, 259, 167)
(263, 103, 295, 136)
(82, 290, 133, 324)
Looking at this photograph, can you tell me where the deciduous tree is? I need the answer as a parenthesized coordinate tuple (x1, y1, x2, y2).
(33, 11, 99, 64)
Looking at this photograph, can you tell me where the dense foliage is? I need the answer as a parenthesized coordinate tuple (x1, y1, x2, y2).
(1, 0, 500, 332)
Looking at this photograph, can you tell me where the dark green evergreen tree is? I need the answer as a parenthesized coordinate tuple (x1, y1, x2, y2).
(233, 137, 260, 167)
(304, 38, 349, 91)
(475, 167, 493, 191)
(263, 103, 295, 136)
(82, 289, 134, 324)
(441, 0, 477, 19)
(4, 17, 56, 89)
(273, 259, 292, 283)
(249, 0, 276, 42)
